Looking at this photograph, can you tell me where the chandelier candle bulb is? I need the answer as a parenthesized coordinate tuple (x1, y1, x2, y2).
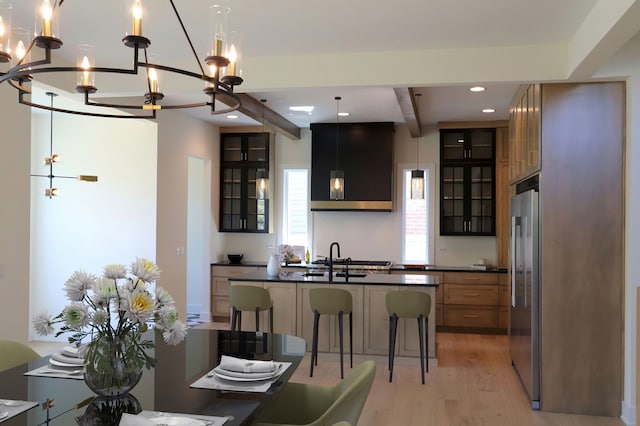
(148, 68, 158, 93)
(131, 0, 142, 36)
(39, 0, 52, 37)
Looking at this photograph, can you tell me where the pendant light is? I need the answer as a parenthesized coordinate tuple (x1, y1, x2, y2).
(411, 93, 425, 200)
(330, 96, 345, 200)
(31, 91, 98, 198)
(256, 98, 269, 200)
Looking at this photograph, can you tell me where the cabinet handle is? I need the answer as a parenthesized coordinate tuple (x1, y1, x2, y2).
(463, 293, 480, 297)
(463, 314, 480, 318)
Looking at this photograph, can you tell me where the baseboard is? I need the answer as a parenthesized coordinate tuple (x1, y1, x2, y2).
(621, 399, 636, 426)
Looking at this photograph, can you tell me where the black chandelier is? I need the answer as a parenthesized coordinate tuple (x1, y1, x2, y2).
(0, 0, 244, 119)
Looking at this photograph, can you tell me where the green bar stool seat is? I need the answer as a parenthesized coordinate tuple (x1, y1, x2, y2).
(309, 287, 353, 379)
(229, 285, 273, 333)
(386, 290, 431, 384)
(0, 340, 40, 372)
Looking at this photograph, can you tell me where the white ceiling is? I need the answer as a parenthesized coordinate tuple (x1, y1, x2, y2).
(4, 0, 622, 131)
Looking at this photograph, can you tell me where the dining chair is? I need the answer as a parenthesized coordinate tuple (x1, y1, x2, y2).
(229, 285, 274, 333)
(0, 339, 41, 372)
(253, 360, 375, 426)
(308, 287, 353, 379)
(386, 290, 431, 384)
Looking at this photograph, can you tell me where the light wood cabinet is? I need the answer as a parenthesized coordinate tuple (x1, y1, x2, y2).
(210, 265, 264, 320)
(442, 272, 500, 330)
(495, 126, 510, 269)
(509, 84, 540, 183)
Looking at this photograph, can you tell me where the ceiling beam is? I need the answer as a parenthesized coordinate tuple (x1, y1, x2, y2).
(394, 87, 422, 138)
(234, 94, 301, 140)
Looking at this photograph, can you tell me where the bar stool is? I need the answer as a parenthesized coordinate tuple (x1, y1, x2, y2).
(309, 288, 353, 379)
(229, 285, 273, 333)
(386, 290, 431, 384)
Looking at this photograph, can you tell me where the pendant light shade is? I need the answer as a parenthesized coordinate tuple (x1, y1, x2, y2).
(256, 99, 269, 200)
(330, 96, 345, 200)
(411, 92, 424, 200)
(256, 168, 268, 200)
(411, 169, 425, 199)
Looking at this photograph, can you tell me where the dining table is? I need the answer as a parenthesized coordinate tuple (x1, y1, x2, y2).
(0, 329, 307, 425)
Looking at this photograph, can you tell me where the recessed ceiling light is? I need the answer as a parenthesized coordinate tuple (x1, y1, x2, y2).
(338, 112, 350, 117)
(226, 114, 239, 119)
(289, 106, 314, 114)
(482, 108, 496, 113)
(470, 86, 485, 92)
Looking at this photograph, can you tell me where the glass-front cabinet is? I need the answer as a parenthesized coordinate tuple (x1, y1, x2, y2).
(220, 133, 269, 233)
(440, 128, 495, 236)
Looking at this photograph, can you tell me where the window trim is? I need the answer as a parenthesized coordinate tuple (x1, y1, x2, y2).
(280, 166, 312, 250)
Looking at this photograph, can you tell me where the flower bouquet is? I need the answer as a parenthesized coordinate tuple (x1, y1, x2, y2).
(33, 258, 187, 397)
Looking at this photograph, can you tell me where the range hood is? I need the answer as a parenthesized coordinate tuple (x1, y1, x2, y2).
(310, 122, 395, 211)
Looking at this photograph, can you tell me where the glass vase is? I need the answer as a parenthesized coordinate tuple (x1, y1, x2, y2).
(83, 334, 143, 398)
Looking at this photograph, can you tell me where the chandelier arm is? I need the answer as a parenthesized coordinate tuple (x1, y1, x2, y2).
(20, 97, 157, 119)
(140, 62, 210, 83)
(169, 0, 206, 77)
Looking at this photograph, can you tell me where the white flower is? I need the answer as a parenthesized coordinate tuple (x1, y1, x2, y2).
(64, 270, 96, 301)
(63, 302, 91, 329)
(92, 277, 117, 307)
(130, 258, 161, 283)
(125, 289, 155, 323)
(33, 312, 54, 335)
(156, 305, 178, 329)
(156, 287, 174, 307)
(162, 320, 187, 346)
(103, 264, 127, 280)
(92, 309, 109, 327)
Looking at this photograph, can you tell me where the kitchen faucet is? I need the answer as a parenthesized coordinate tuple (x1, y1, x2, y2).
(328, 242, 340, 281)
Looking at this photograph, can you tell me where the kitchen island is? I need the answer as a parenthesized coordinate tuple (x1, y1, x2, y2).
(227, 270, 438, 364)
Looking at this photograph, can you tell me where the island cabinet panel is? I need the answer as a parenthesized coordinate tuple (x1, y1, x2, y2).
(210, 265, 264, 320)
(297, 283, 331, 353)
(363, 285, 395, 355)
(264, 282, 297, 336)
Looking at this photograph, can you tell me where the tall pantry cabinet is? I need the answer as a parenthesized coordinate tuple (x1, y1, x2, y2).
(509, 82, 624, 416)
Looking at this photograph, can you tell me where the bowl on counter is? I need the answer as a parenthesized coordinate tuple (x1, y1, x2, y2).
(227, 254, 243, 264)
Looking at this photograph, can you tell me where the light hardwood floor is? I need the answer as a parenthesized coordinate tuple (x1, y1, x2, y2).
(287, 333, 624, 426)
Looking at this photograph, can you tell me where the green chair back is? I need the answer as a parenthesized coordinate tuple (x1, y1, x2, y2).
(254, 360, 376, 426)
(229, 285, 272, 311)
(0, 339, 40, 372)
(386, 290, 431, 318)
(309, 288, 352, 315)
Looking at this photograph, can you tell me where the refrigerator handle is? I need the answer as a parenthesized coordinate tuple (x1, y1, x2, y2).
(511, 215, 519, 308)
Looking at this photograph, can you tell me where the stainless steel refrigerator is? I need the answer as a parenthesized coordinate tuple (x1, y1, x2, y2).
(510, 176, 540, 409)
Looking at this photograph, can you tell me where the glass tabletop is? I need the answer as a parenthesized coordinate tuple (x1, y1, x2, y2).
(0, 329, 307, 426)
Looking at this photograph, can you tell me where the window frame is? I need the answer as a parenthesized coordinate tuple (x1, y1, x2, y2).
(399, 162, 436, 264)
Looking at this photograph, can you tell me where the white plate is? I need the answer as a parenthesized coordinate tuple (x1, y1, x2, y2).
(148, 416, 205, 425)
(49, 359, 83, 368)
(0, 411, 8, 419)
(212, 369, 276, 382)
(212, 365, 278, 380)
(0, 400, 22, 406)
(50, 352, 85, 365)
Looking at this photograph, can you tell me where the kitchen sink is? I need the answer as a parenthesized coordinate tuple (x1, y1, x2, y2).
(335, 272, 367, 278)
(303, 272, 325, 277)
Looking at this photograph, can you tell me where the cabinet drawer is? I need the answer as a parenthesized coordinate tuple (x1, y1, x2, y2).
(212, 296, 231, 318)
(444, 305, 498, 328)
(436, 285, 444, 304)
(211, 266, 262, 278)
(436, 303, 444, 326)
(444, 284, 498, 305)
(444, 272, 498, 285)
(499, 286, 510, 306)
(499, 306, 509, 329)
(213, 279, 231, 296)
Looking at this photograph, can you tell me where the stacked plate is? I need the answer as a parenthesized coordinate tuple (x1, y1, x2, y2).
(49, 346, 85, 370)
(211, 355, 282, 382)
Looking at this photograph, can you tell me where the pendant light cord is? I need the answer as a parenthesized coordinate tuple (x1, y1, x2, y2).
(335, 96, 341, 170)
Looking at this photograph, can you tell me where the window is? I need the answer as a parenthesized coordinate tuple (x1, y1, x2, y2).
(403, 168, 430, 263)
(282, 169, 309, 247)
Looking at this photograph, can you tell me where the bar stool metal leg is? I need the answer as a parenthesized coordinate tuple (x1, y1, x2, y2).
(349, 311, 353, 368)
(230, 307, 238, 331)
(255, 308, 260, 332)
(338, 311, 344, 379)
(417, 315, 425, 385)
(425, 316, 429, 373)
(389, 313, 398, 382)
(310, 311, 320, 377)
(269, 306, 274, 333)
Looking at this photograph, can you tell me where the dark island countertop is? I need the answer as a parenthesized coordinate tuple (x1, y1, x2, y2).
(228, 270, 439, 287)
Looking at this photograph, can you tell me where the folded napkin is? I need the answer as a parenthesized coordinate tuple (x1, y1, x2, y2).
(119, 412, 228, 426)
(219, 355, 276, 373)
(50, 351, 85, 366)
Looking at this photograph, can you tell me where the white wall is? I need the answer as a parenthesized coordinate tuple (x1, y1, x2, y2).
(156, 111, 219, 319)
(0, 84, 31, 342)
(214, 124, 498, 267)
(28, 88, 158, 341)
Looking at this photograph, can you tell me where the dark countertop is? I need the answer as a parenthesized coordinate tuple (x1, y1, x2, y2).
(212, 261, 506, 274)
(228, 270, 439, 287)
